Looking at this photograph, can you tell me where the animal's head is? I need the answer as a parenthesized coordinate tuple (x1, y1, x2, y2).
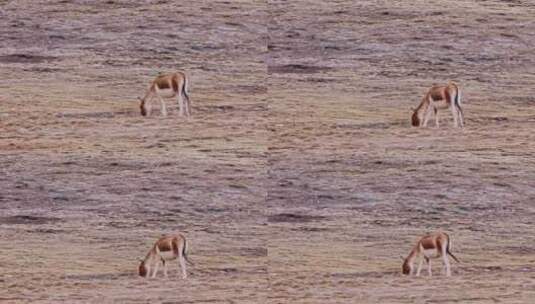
(138, 259, 148, 277)
(411, 107, 420, 127)
(402, 258, 412, 275)
(138, 97, 147, 116)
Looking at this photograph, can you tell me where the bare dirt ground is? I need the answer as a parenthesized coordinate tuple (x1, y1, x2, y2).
(1, 0, 535, 303)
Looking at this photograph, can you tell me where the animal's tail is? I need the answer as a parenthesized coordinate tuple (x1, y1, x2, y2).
(182, 237, 194, 266)
(451, 82, 464, 126)
(456, 87, 463, 115)
(446, 234, 460, 263)
(449, 82, 462, 107)
(181, 73, 190, 102)
(456, 87, 461, 107)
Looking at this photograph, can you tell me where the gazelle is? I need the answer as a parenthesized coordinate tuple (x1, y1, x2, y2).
(138, 234, 193, 279)
(402, 231, 460, 277)
(138, 72, 191, 117)
(411, 82, 464, 128)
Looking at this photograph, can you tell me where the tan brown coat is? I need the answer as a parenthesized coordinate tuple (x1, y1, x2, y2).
(402, 231, 460, 277)
(139, 72, 191, 117)
(138, 234, 193, 279)
(411, 82, 464, 128)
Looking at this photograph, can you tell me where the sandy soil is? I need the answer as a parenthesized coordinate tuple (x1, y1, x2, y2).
(1, 0, 535, 303)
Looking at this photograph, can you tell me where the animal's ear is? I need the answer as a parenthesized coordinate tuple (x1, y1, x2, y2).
(400, 255, 405, 261)
(137, 97, 142, 101)
(410, 107, 415, 111)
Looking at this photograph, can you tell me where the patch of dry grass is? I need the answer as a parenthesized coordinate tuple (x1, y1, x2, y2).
(1, 0, 535, 303)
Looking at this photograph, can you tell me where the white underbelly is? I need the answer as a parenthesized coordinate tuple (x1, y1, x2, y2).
(423, 248, 440, 258)
(159, 251, 178, 260)
(431, 99, 450, 109)
(155, 88, 177, 98)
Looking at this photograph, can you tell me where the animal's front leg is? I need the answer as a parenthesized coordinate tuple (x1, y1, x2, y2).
(427, 258, 432, 277)
(144, 266, 151, 278)
(423, 108, 433, 127)
(162, 260, 168, 278)
(152, 261, 160, 278)
(155, 92, 167, 116)
(144, 96, 153, 117)
(434, 108, 440, 128)
(416, 258, 424, 276)
(161, 101, 168, 117)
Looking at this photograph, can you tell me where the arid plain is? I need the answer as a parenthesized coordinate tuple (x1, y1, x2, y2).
(1, 1, 535, 303)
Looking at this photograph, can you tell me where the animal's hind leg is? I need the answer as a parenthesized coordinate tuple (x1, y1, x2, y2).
(450, 104, 459, 127)
(179, 255, 187, 279)
(441, 245, 452, 276)
(457, 104, 464, 128)
(434, 108, 440, 128)
(177, 89, 185, 117)
(444, 255, 452, 276)
(184, 94, 191, 117)
(426, 257, 432, 277)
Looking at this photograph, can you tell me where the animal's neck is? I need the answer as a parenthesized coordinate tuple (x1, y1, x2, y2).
(141, 86, 154, 101)
(415, 98, 429, 119)
(406, 248, 418, 263)
(411, 98, 428, 126)
(144, 250, 156, 262)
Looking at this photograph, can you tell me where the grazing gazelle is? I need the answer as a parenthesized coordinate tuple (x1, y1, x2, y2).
(402, 231, 460, 277)
(411, 82, 464, 128)
(138, 233, 193, 279)
(138, 72, 191, 117)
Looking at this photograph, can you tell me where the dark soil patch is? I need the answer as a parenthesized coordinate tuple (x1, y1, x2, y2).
(0, 215, 62, 225)
(268, 213, 326, 223)
(0, 54, 56, 64)
(268, 64, 333, 74)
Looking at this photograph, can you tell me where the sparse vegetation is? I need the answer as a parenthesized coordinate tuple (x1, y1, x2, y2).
(1, 0, 534, 303)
